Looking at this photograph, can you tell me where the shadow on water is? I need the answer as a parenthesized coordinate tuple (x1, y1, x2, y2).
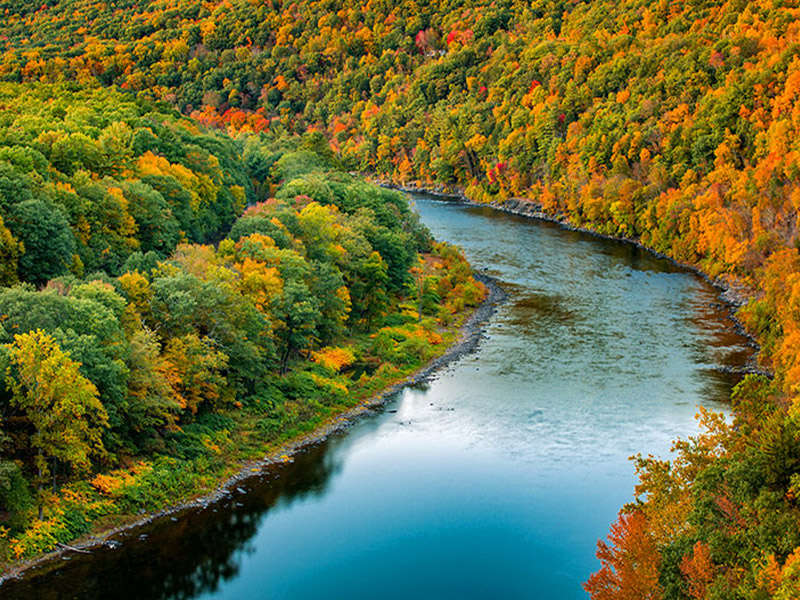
(1, 438, 348, 600)
(459, 205, 684, 276)
(696, 367, 745, 403)
(507, 290, 581, 327)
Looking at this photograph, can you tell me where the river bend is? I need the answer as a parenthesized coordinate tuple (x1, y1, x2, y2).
(1, 195, 751, 599)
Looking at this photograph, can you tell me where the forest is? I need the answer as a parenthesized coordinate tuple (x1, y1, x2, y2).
(1, 0, 800, 596)
(0, 82, 485, 562)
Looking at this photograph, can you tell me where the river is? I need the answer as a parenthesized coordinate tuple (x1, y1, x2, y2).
(1, 195, 752, 599)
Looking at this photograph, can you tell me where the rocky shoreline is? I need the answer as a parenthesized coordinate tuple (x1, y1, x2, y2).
(0, 272, 507, 585)
(382, 180, 769, 378)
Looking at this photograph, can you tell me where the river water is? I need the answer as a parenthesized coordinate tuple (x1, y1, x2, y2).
(1, 196, 751, 599)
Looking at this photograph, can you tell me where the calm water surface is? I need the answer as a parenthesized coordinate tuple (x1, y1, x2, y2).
(2, 196, 751, 600)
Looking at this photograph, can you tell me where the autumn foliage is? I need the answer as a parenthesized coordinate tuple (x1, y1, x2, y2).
(584, 511, 661, 600)
(2, 0, 800, 591)
(0, 87, 485, 562)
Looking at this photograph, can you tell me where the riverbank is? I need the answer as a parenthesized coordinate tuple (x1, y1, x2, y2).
(0, 273, 507, 585)
(380, 180, 768, 378)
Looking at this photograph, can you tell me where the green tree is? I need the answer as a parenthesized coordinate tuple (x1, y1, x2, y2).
(273, 278, 322, 373)
(121, 181, 181, 256)
(350, 250, 389, 330)
(5, 330, 108, 518)
(7, 199, 75, 285)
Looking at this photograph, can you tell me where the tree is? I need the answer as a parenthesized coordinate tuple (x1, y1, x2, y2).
(121, 181, 181, 256)
(410, 255, 427, 322)
(5, 330, 108, 518)
(680, 541, 715, 600)
(7, 199, 75, 285)
(584, 510, 661, 600)
(0, 215, 21, 287)
(273, 278, 322, 374)
(121, 328, 181, 441)
(350, 250, 389, 330)
(160, 333, 229, 416)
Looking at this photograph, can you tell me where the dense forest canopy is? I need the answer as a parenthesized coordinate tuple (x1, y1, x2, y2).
(0, 84, 253, 283)
(1, 0, 800, 597)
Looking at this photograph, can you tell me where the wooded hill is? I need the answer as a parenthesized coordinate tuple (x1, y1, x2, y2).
(3, 0, 800, 596)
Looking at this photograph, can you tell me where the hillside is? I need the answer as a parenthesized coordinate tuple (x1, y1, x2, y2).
(2, 0, 800, 596)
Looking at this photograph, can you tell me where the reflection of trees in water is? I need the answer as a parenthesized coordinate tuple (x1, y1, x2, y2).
(696, 367, 742, 405)
(2, 440, 344, 600)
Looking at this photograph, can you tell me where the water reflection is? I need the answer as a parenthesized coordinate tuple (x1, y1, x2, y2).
(510, 291, 581, 327)
(2, 443, 345, 600)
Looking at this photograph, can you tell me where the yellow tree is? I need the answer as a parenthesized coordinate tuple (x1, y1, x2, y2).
(5, 330, 108, 519)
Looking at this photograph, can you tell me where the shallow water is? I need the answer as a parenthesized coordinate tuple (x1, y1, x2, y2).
(1, 196, 751, 600)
